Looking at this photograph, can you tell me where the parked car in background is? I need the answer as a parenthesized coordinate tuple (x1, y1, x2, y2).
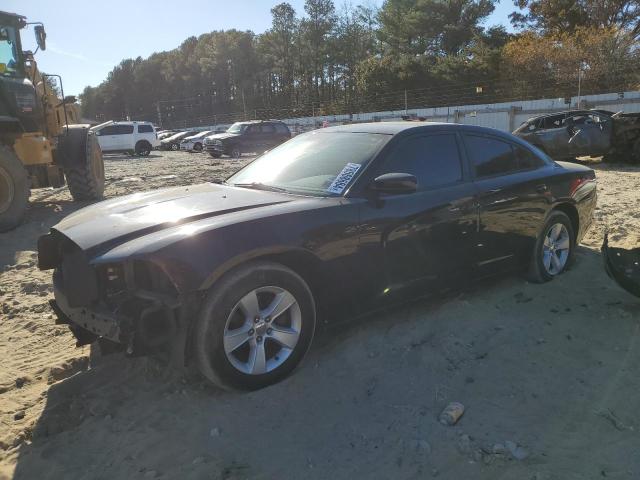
(39, 122, 596, 391)
(514, 109, 640, 163)
(160, 131, 198, 151)
(204, 120, 291, 158)
(157, 130, 178, 141)
(91, 121, 159, 156)
(180, 131, 212, 152)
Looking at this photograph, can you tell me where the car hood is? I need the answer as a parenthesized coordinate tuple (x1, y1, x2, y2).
(53, 183, 293, 254)
(206, 133, 238, 141)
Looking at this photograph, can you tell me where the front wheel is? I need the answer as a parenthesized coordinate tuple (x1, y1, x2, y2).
(193, 143, 203, 152)
(193, 261, 316, 391)
(0, 146, 29, 232)
(526, 211, 575, 283)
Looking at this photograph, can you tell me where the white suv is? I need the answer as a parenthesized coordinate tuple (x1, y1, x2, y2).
(92, 121, 160, 156)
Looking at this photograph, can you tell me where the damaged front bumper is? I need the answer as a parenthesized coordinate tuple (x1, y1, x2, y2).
(39, 231, 186, 354)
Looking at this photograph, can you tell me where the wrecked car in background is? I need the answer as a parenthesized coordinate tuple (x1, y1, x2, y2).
(38, 122, 597, 391)
(513, 110, 640, 163)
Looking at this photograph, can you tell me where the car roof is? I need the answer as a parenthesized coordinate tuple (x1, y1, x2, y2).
(319, 121, 514, 138)
(235, 120, 286, 125)
(524, 109, 607, 123)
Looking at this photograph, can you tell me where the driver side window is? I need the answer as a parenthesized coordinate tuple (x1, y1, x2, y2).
(378, 133, 463, 190)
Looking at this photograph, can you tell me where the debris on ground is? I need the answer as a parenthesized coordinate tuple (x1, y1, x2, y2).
(439, 402, 465, 426)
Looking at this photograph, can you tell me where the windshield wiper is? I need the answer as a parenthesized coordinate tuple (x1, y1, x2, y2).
(231, 182, 288, 193)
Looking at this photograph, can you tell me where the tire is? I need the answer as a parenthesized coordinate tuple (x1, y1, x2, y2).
(135, 141, 151, 156)
(209, 152, 222, 159)
(60, 128, 105, 201)
(229, 146, 241, 159)
(170, 143, 179, 151)
(526, 210, 575, 283)
(193, 143, 203, 152)
(0, 146, 30, 232)
(194, 261, 316, 391)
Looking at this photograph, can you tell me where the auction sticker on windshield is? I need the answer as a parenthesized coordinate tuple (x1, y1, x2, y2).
(327, 163, 361, 194)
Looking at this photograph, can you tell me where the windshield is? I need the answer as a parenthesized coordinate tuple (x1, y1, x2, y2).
(227, 131, 389, 196)
(0, 26, 20, 77)
(227, 122, 248, 134)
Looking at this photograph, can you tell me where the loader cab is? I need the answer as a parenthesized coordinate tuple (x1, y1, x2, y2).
(0, 11, 40, 133)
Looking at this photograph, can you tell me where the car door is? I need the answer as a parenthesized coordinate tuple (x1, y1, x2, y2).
(242, 125, 261, 152)
(112, 124, 134, 150)
(259, 123, 277, 151)
(531, 114, 571, 158)
(463, 133, 550, 275)
(358, 131, 478, 301)
(95, 125, 118, 152)
(566, 113, 613, 156)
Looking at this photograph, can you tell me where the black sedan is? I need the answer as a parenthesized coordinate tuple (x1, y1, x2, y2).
(38, 122, 597, 390)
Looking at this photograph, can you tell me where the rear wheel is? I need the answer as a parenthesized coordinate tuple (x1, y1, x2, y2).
(135, 141, 151, 156)
(229, 146, 241, 159)
(0, 146, 29, 232)
(194, 261, 316, 391)
(170, 143, 179, 151)
(527, 211, 575, 283)
(61, 128, 105, 201)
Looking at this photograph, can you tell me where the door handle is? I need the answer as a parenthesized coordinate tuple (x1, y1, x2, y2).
(536, 184, 548, 193)
(489, 188, 503, 194)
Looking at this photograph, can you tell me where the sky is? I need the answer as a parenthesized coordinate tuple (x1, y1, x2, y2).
(4, 0, 515, 96)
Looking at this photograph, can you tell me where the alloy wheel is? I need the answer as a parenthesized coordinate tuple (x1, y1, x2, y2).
(542, 223, 570, 275)
(223, 286, 301, 375)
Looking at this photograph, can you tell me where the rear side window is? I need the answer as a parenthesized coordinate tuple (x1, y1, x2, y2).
(465, 135, 517, 178)
(542, 115, 564, 129)
(514, 145, 545, 170)
(381, 134, 463, 190)
(274, 123, 290, 134)
(137, 124, 154, 133)
(261, 124, 276, 134)
(113, 124, 134, 135)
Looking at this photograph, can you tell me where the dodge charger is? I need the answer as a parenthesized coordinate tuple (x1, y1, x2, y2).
(38, 122, 597, 390)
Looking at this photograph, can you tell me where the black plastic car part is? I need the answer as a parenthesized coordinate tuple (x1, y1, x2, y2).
(602, 233, 640, 299)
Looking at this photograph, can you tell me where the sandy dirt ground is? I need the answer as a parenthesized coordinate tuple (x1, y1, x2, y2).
(1, 151, 639, 480)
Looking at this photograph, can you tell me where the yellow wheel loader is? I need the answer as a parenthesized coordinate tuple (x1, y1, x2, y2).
(0, 10, 104, 232)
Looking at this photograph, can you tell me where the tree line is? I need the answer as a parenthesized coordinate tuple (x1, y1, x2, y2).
(79, 0, 640, 127)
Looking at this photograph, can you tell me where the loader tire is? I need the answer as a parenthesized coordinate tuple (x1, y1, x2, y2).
(61, 128, 105, 201)
(0, 146, 30, 232)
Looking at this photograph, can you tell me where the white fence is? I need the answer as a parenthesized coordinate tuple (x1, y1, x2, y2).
(189, 90, 640, 135)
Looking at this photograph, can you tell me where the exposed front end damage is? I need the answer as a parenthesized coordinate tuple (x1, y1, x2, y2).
(38, 230, 192, 356)
(602, 233, 640, 299)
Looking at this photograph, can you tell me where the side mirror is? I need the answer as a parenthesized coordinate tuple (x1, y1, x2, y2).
(34, 25, 47, 51)
(370, 172, 417, 195)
